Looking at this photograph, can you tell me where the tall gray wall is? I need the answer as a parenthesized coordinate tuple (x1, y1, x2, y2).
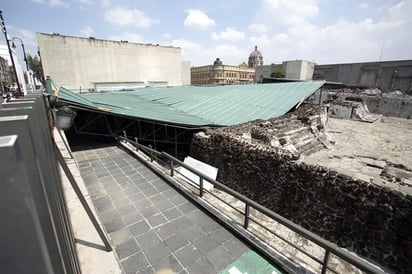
(37, 33, 183, 92)
(314, 60, 412, 93)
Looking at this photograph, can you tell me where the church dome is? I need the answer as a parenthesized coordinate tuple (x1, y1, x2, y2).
(248, 45, 263, 68)
(249, 46, 262, 58)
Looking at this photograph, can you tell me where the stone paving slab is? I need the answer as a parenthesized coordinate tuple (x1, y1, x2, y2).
(73, 145, 277, 274)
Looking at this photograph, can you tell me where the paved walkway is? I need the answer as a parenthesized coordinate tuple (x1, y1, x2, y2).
(55, 130, 122, 274)
(73, 145, 279, 274)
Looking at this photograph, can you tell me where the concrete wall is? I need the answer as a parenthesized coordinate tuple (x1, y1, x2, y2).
(190, 129, 412, 274)
(181, 60, 191, 85)
(314, 60, 412, 93)
(283, 60, 315, 80)
(255, 61, 315, 82)
(363, 93, 412, 118)
(283, 61, 301, 79)
(37, 33, 183, 92)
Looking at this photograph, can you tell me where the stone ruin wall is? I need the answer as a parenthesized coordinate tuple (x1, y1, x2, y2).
(189, 117, 412, 273)
(308, 88, 412, 119)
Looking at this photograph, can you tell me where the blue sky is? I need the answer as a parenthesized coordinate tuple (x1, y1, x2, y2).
(1, 0, 411, 67)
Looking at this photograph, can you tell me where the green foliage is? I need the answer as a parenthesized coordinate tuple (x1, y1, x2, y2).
(270, 69, 285, 78)
(27, 54, 44, 84)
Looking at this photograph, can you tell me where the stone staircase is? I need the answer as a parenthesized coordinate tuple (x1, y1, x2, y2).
(223, 104, 332, 159)
(277, 118, 327, 156)
(250, 114, 329, 157)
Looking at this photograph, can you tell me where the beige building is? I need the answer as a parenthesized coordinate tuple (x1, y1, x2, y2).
(37, 33, 190, 92)
(191, 58, 255, 85)
(191, 46, 263, 85)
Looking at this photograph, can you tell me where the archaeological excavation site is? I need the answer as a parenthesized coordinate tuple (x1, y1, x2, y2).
(190, 90, 412, 273)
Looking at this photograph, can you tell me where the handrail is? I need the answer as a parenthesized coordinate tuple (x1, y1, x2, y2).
(119, 135, 161, 157)
(160, 151, 384, 273)
(119, 135, 385, 274)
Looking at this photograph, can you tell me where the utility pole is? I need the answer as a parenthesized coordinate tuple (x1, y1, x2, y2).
(12, 37, 29, 71)
(0, 10, 22, 95)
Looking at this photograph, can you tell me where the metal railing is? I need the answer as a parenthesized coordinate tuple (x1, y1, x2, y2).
(119, 134, 386, 274)
(0, 95, 81, 273)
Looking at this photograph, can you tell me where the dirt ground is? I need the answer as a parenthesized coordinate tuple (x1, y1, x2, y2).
(302, 116, 412, 194)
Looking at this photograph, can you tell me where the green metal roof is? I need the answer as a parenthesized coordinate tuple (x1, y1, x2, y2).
(56, 81, 325, 127)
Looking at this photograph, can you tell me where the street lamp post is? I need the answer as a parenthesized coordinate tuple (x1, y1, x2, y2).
(12, 37, 33, 93)
(12, 37, 29, 71)
(0, 10, 22, 95)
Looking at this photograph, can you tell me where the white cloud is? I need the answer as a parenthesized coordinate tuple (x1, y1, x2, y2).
(208, 45, 247, 64)
(247, 0, 412, 65)
(30, 0, 69, 7)
(79, 26, 94, 37)
(255, 0, 319, 27)
(184, 9, 215, 29)
(171, 38, 247, 66)
(249, 23, 268, 34)
(358, 3, 368, 9)
(249, 34, 272, 48)
(104, 6, 158, 28)
(163, 33, 171, 39)
(211, 27, 245, 41)
(76, 0, 92, 10)
(108, 32, 144, 43)
(100, 0, 111, 6)
(172, 39, 202, 52)
(77, 0, 92, 4)
(272, 33, 289, 43)
(49, 0, 69, 7)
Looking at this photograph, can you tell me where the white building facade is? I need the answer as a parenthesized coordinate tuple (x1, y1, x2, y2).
(37, 33, 190, 92)
(0, 43, 28, 94)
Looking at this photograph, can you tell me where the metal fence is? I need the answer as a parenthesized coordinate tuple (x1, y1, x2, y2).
(0, 95, 81, 273)
(119, 135, 386, 274)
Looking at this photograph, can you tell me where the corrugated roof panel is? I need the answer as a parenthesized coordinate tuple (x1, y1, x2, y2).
(56, 81, 324, 127)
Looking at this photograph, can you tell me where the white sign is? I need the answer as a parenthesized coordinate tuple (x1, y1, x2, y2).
(178, 156, 217, 191)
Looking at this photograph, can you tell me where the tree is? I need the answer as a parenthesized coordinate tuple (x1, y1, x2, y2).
(270, 68, 285, 78)
(26, 54, 44, 85)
